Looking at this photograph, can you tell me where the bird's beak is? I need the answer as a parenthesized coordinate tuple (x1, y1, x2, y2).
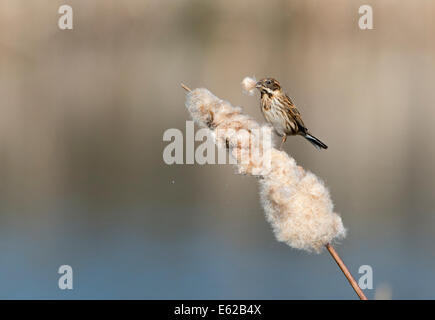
(255, 81, 262, 88)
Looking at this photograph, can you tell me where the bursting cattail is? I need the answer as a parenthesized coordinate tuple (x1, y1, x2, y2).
(182, 79, 366, 299)
(185, 84, 345, 253)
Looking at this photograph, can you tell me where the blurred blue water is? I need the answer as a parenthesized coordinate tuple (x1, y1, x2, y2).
(0, 206, 433, 299)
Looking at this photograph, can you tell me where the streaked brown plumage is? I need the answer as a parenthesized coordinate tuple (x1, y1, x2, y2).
(255, 78, 328, 150)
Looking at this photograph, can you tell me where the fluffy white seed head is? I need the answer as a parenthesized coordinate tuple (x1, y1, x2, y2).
(184, 80, 346, 253)
(241, 76, 257, 96)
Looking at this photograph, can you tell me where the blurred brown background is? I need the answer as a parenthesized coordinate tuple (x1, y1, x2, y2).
(0, 0, 434, 299)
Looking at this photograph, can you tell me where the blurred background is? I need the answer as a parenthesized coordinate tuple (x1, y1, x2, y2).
(0, 0, 434, 299)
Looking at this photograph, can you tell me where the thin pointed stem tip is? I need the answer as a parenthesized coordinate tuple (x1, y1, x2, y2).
(181, 83, 192, 92)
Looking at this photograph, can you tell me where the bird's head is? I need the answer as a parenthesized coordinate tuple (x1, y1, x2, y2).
(256, 78, 282, 95)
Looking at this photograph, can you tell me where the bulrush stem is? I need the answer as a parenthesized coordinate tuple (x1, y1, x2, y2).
(181, 83, 192, 92)
(325, 243, 368, 300)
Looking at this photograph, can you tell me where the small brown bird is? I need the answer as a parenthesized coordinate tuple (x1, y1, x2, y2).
(255, 78, 328, 150)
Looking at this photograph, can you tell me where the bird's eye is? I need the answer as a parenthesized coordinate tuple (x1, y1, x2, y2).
(266, 80, 272, 85)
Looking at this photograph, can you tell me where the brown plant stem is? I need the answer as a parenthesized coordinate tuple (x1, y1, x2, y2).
(325, 243, 368, 300)
(181, 83, 192, 92)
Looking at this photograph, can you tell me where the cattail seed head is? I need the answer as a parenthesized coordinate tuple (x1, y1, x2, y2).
(184, 80, 346, 253)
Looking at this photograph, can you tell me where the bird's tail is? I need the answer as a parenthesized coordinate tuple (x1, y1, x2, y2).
(304, 133, 328, 150)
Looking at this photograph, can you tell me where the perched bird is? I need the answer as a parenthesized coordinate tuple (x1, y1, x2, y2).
(255, 78, 328, 150)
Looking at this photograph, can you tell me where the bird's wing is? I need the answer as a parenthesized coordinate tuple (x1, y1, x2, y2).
(285, 94, 307, 133)
(285, 94, 295, 106)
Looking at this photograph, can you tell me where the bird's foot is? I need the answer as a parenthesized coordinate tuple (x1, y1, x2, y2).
(279, 136, 287, 150)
